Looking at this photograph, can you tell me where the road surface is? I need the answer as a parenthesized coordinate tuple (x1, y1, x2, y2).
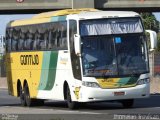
(0, 88, 160, 120)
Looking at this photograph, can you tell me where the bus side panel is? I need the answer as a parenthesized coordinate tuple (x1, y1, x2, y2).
(38, 51, 58, 91)
(6, 52, 43, 98)
(6, 50, 73, 100)
(37, 51, 72, 100)
(6, 53, 15, 96)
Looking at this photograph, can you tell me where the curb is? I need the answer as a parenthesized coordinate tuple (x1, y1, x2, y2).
(0, 87, 8, 89)
(0, 77, 7, 89)
(0, 88, 8, 91)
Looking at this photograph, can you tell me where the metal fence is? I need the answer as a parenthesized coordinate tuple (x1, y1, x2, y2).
(149, 52, 160, 77)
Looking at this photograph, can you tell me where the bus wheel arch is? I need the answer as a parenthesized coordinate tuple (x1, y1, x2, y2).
(17, 79, 26, 106)
(63, 81, 68, 100)
(17, 79, 21, 97)
(23, 81, 34, 107)
(63, 81, 79, 109)
(23, 79, 27, 88)
(120, 99, 134, 108)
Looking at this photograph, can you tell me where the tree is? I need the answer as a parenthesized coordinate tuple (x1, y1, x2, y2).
(156, 33, 160, 52)
(141, 13, 160, 51)
(141, 13, 159, 33)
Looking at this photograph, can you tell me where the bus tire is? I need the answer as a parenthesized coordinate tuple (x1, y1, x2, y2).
(121, 99, 134, 108)
(66, 86, 79, 109)
(35, 99, 45, 106)
(24, 83, 34, 107)
(19, 85, 26, 106)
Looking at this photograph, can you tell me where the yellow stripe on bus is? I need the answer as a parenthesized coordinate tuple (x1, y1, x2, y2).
(10, 8, 98, 27)
(11, 18, 51, 27)
(97, 78, 120, 89)
(33, 8, 98, 19)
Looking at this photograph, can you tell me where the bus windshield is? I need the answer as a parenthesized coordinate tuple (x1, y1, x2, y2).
(80, 17, 148, 77)
(81, 34, 149, 77)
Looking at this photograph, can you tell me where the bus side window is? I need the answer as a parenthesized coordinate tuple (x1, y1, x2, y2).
(49, 23, 60, 50)
(17, 31, 22, 51)
(12, 29, 18, 51)
(26, 33, 34, 50)
(59, 22, 67, 50)
(33, 33, 38, 50)
(33, 32, 42, 50)
(19, 32, 25, 51)
(60, 32, 67, 49)
(12, 39, 17, 51)
(48, 30, 53, 49)
(39, 33, 46, 50)
(56, 29, 61, 48)
(23, 32, 28, 50)
(6, 29, 12, 52)
(48, 22, 67, 50)
(43, 31, 49, 50)
(53, 29, 58, 49)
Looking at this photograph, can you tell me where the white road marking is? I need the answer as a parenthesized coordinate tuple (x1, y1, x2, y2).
(0, 106, 102, 114)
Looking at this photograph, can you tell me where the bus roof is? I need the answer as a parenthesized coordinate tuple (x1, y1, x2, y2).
(9, 9, 140, 27)
(10, 8, 98, 27)
(67, 11, 140, 20)
(33, 8, 98, 19)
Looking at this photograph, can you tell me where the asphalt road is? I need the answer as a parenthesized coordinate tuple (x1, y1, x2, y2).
(0, 88, 160, 120)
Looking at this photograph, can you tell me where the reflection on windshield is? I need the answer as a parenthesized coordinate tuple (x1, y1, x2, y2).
(82, 36, 117, 76)
(115, 35, 148, 75)
(81, 34, 149, 77)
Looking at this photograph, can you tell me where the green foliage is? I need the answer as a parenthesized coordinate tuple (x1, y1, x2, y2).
(141, 13, 160, 51)
(141, 13, 159, 33)
(156, 33, 160, 52)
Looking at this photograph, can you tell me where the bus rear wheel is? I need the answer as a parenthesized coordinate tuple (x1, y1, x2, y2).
(24, 84, 34, 107)
(121, 99, 134, 108)
(66, 86, 79, 109)
(19, 85, 26, 106)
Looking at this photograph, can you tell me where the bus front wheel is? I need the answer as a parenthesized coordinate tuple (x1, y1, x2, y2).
(66, 86, 79, 109)
(121, 99, 134, 108)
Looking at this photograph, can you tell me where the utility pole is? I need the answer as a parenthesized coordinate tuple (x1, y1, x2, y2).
(72, 0, 73, 9)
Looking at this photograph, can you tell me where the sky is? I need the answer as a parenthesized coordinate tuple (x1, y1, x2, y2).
(153, 12, 160, 21)
(0, 14, 34, 36)
(0, 13, 160, 36)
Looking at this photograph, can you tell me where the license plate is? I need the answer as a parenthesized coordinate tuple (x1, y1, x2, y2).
(114, 91, 125, 96)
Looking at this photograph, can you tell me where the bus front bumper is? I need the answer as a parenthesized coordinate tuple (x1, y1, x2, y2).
(78, 83, 150, 102)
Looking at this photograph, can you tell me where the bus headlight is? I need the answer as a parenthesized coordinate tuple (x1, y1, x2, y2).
(137, 78, 150, 85)
(82, 81, 100, 88)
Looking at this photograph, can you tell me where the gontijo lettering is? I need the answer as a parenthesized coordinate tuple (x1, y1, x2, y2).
(20, 54, 39, 65)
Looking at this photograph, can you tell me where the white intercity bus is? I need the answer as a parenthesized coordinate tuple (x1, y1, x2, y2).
(5, 9, 157, 109)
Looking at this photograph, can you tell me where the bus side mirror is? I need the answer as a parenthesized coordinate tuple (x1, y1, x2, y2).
(74, 34, 81, 56)
(145, 30, 157, 52)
